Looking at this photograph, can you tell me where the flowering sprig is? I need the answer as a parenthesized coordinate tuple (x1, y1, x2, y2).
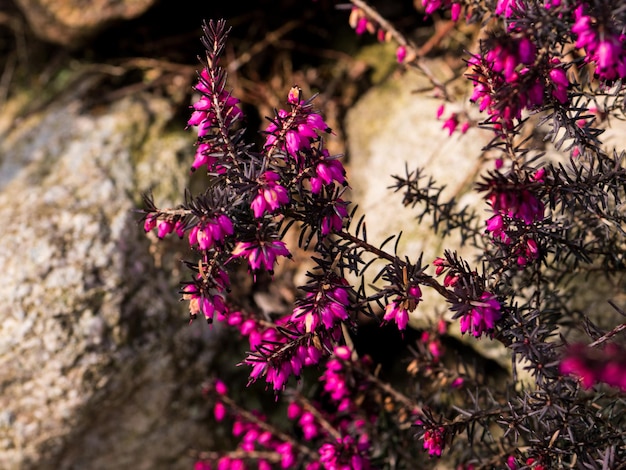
(143, 4, 626, 468)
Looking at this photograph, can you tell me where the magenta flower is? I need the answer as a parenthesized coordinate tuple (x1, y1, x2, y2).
(321, 198, 349, 236)
(459, 292, 502, 338)
(231, 239, 291, 274)
(319, 436, 369, 470)
(213, 402, 226, 421)
(264, 93, 331, 159)
(549, 63, 569, 103)
(441, 113, 459, 135)
(183, 283, 227, 323)
(191, 143, 220, 173)
(396, 45, 407, 63)
(571, 6, 626, 81)
(188, 214, 233, 250)
(143, 214, 157, 232)
(292, 284, 350, 331)
(487, 188, 544, 226)
(188, 69, 244, 138)
(383, 285, 422, 331)
(422, 426, 446, 457)
(560, 343, 626, 391)
(422, 0, 443, 15)
(310, 151, 346, 194)
(494, 0, 523, 18)
(251, 171, 290, 218)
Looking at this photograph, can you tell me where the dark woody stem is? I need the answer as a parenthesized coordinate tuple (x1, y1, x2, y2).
(336, 229, 454, 301)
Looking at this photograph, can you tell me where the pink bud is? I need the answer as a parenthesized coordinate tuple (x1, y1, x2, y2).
(396, 45, 407, 63)
(214, 380, 228, 396)
(213, 402, 226, 421)
(334, 346, 352, 360)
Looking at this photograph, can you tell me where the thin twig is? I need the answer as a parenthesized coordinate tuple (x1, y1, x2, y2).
(588, 301, 626, 348)
(228, 20, 303, 72)
(349, 0, 450, 99)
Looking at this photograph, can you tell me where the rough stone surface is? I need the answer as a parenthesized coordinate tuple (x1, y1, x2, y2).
(14, 0, 155, 46)
(0, 82, 219, 469)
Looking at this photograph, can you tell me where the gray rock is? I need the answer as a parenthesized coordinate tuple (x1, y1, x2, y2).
(0, 82, 219, 469)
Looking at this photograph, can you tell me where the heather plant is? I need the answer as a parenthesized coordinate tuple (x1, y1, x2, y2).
(142, 1, 626, 468)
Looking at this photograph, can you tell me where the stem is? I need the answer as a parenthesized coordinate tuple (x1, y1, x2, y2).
(336, 230, 453, 301)
(588, 302, 626, 348)
(361, 367, 422, 414)
(349, 0, 450, 99)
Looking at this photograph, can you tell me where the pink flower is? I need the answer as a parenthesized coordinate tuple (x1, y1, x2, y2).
(423, 0, 443, 15)
(321, 198, 349, 236)
(287, 401, 302, 420)
(231, 239, 291, 274)
(383, 301, 409, 330)
(264, 95, 331, 159)
(451, 3, 462, 21)
(459, 292, 502, 338)
(188, 214, 233, 250)
(251, 171, 290, 218)
(383, 285, 421, 330)
(422, 426, 446, 456)
(214, 380, 228, 396)
(213, 402, 226, 421)
(549, 66, 569, 103)
(183, 283, 227, 323)
(292, 284, 350, 331)
(277, 442, 295, 468)
(310, 152, 346, 194)
(396, 45, 407, 63)
(441, 113, 459, 135)
(194, 461, 212, 470)
(560, 343, 626, 391)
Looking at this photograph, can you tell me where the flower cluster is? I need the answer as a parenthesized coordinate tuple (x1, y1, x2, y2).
(144, 4, 626, 468)
(482, 169, 545, 266)
(242, 318, 331, 391)
(433, 255, 503, 338)
(458, 292, 502, 338)
(383, 285, 422, 331)
(436, 105, 471, 135)
(572, 4, 626, 81)
(560, 342, 626, 392)
(264, 89, 331, 160)
(292, 280, 351, 332)
(467, 41, 569, 130)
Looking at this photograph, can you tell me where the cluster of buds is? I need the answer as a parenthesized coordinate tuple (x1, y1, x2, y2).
(572, 4, 626, 82)
(467, 41, 569, 130)
(415, 418, 447, 457)
(433, 256, 503, 338)
(483, 168, 545, 266)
